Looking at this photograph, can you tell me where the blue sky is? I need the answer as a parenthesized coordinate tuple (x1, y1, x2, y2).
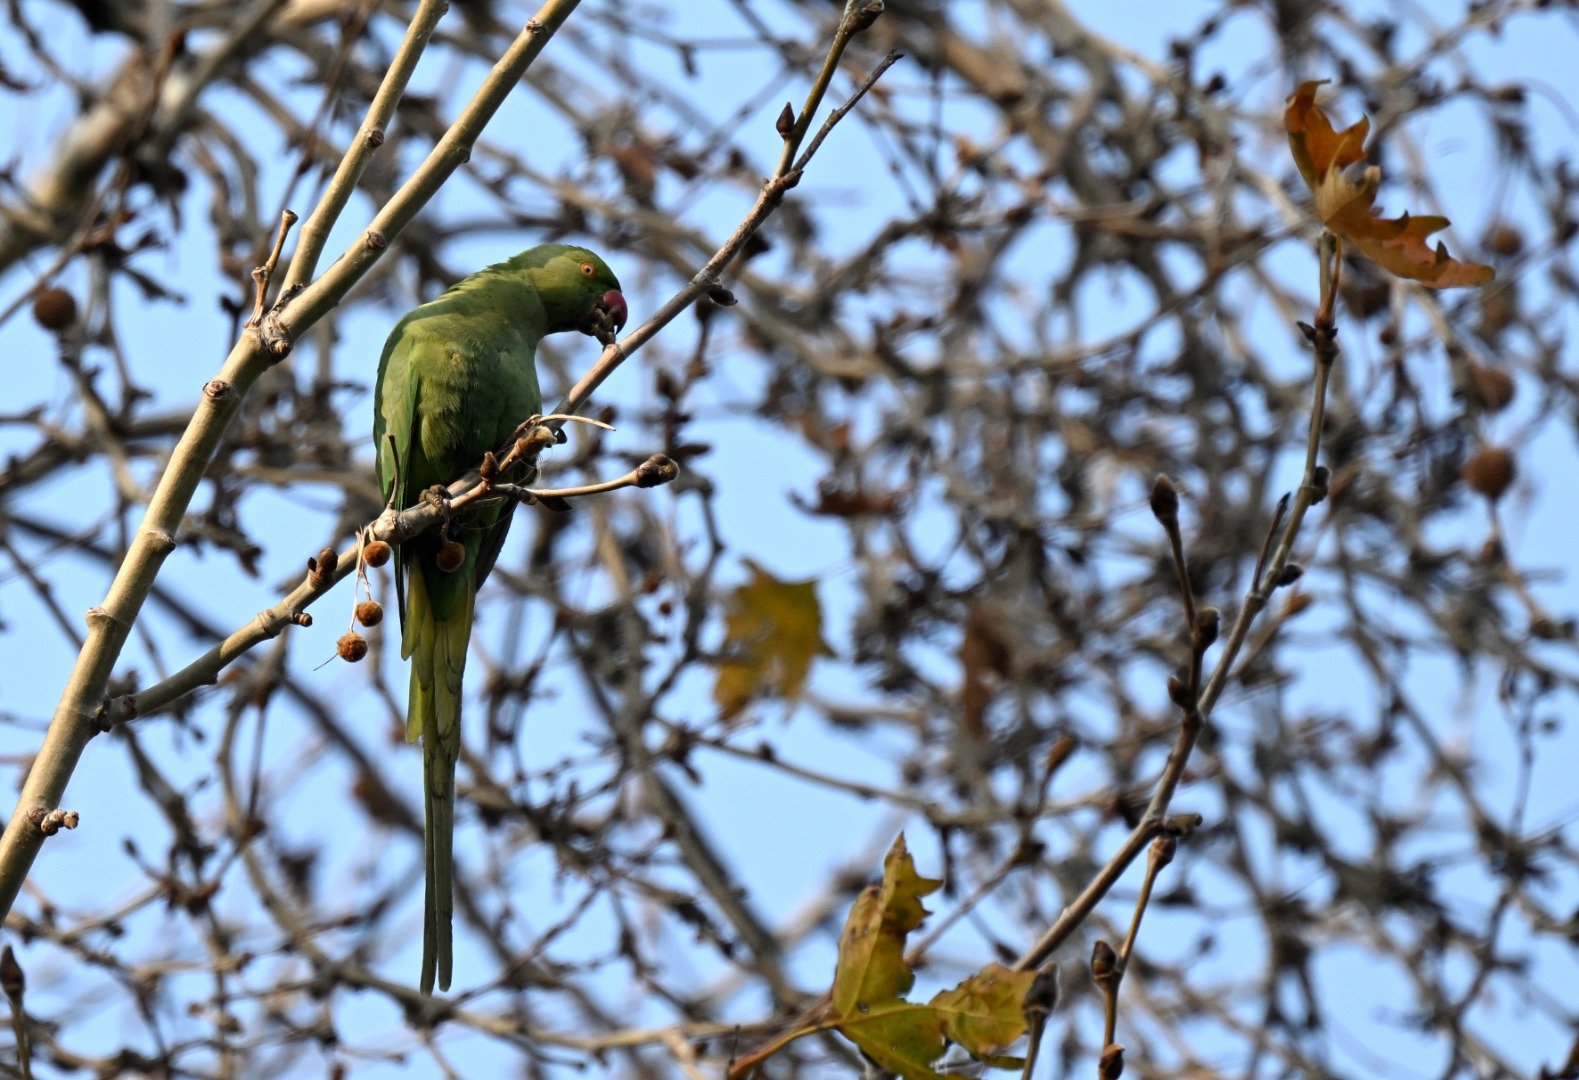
(1, 1, 1577, 1076)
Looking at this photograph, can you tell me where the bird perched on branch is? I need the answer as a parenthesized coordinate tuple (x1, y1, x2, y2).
(373, 243, 626, 994)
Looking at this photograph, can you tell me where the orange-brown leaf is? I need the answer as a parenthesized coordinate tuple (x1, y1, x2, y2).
(1285, 80, 1369, 191)
(1285, 81, 1493, 289)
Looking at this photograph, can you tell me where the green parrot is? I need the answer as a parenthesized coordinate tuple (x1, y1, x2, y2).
(373, 243, 626, 994)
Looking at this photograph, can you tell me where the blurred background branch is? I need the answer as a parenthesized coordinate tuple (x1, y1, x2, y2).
(0, 1, 1574, 1077)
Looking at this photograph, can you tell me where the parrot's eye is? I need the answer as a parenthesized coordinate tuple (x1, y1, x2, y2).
(580, 262, 596, 277)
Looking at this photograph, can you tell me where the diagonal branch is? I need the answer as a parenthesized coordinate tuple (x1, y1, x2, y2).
(0, 0, 585, 921)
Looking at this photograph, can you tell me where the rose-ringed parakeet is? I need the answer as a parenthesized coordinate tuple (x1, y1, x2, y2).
(373, 244, 626, 994)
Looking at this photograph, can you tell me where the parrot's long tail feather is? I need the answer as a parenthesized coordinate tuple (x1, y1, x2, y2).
(421, 746, 455, 993)
(406, 568, 472, 995)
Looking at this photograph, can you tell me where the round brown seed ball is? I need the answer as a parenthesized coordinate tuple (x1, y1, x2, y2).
(32, 287, 78, 331)
(435, 539, 466, 573)
(1462, 447, 1516, 501)
(337, 631, 369, 663)
(1465, 363, 1515, 413)
(361, 539, 392, 567)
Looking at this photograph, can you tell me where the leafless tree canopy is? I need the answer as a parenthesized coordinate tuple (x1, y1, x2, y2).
(0, 0, 1575, 1076)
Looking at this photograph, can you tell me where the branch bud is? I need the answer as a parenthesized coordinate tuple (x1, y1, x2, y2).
(1090, 939, 1119, 989)
(1148, 474, 1179, 526)
(1149, 833, 1178, 870)
(636, 454, 681, 488)
(1310, 465, 1330, 505)
(307, 546, 338, 590)
(1022, 964, 1060, 1023)
(847, 0, 884, 34)
(1191, 606, 1220, 650)
(31, 807, 79, 836)
(0, 946, 22, 999)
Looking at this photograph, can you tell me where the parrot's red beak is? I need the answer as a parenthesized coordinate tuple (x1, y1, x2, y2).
(602, 289, 628, 333)
(580, 289, 628, 343)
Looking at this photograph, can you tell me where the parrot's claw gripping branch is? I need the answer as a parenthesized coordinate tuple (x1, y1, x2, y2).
(500, 415, 560, 474)
(420, 486, 456, 527)
(584, 309, 621, 347)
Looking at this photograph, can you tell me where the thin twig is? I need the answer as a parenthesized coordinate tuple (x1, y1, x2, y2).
(500, 454, 680, 503)
(1013, 232, 1343, 974)
(1099, 834, 1178, 1050)
(550, 44, 901, 428)
(792, 50, 902, 173)
(1019, 965, 1059, 1080)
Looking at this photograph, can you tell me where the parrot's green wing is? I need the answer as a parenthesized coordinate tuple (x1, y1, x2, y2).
(373, 316, 420, 636)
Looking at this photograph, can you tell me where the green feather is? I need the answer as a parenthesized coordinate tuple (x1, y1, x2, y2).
(373, 244, 621, 994)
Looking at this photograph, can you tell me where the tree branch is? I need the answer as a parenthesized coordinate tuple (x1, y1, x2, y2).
(1011, 233, 1343, 973)
(0, 0, 585, 921)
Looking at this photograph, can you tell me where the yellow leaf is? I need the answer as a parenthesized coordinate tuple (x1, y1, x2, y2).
(712, 560, 832, 719)
(1284, 81, 1493, 288)
(929, 963, 1037, 1057)
(823, 838, 1033, 1078)
(836, 1004, 949, 1080)
(831, 835, 942, 1016)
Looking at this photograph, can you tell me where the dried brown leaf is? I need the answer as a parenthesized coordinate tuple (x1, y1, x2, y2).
(1285, 82, 1493, 288)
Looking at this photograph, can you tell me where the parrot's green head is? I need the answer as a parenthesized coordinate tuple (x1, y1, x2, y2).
(507, 243, 627, 342)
